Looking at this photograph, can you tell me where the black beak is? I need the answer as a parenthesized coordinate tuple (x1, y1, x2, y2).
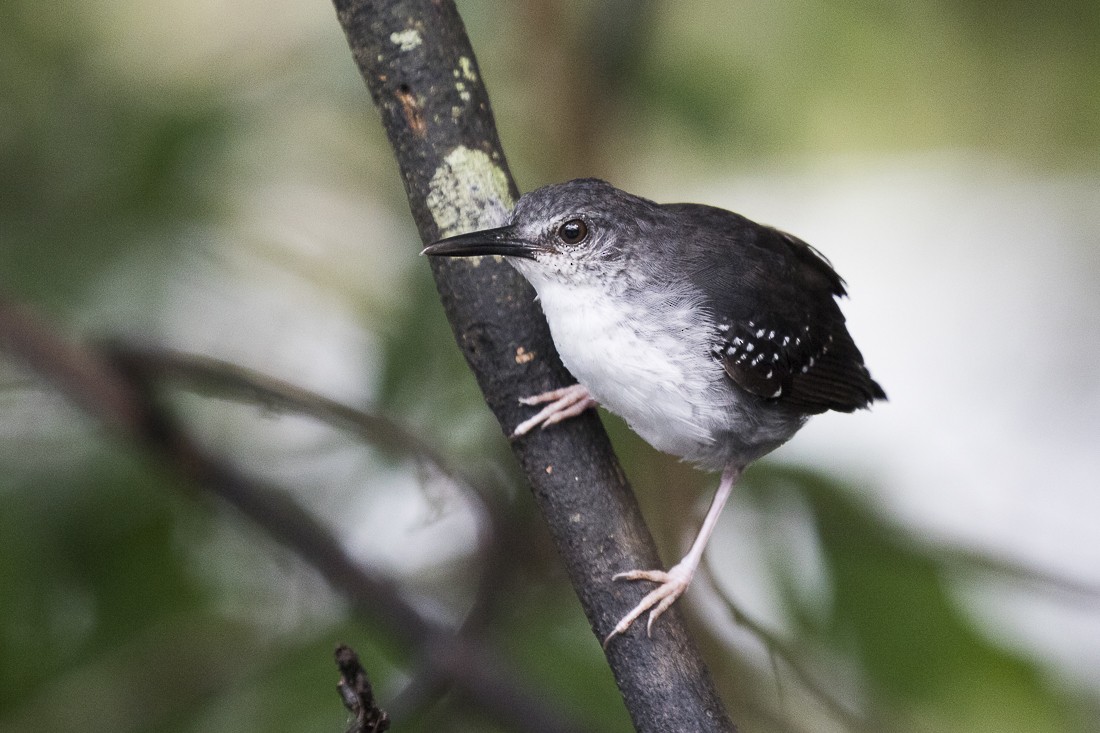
(421, 225, 546, 260)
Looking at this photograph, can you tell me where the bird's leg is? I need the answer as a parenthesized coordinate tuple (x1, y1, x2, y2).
(511, 384, 597, 438)
(603, 464, 742, 647)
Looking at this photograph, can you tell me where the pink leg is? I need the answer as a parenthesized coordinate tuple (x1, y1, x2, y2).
(511, 384, 597, 438)
(603, 463, 742, 647)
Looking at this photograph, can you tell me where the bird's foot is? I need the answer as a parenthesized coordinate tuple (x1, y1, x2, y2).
(511, 384, 597, 438)
(603, 561, 695, 647)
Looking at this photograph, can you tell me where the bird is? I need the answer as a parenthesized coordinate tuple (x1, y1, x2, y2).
(422, 178, 885, 645)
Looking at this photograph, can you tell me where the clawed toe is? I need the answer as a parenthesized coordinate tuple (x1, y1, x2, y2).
(612, 569, 670, 583)
(511, 384, 596, 437)
(603, 564, 693, 647)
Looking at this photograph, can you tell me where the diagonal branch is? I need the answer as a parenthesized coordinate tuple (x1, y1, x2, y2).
(329, 1, 735, 730)
(104, 344, 489, 501)
(0, 297, 587, 733)
(702, 554, 870, 732)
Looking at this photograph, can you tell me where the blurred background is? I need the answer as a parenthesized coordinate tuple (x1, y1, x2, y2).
(2, 0, 1098, 731)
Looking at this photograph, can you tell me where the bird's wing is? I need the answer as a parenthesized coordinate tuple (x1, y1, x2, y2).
(667, 204, 885, 414)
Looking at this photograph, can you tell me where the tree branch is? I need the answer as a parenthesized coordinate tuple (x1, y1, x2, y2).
(104, 344, 491, 503)
(703, 555, 869, 732)
(330, 1, 735, 730)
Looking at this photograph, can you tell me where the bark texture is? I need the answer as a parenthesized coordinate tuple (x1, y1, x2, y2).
(331, 2, 735, 730)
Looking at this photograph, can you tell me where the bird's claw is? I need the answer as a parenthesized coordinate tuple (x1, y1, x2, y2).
(603, 564, 693, 648)
(511, 384, 596, 437)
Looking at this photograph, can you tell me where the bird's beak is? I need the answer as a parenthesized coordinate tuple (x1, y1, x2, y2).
(421, 225, 546, 260)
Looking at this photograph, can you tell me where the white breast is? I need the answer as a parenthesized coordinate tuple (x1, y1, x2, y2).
(532, 278, 733, 463)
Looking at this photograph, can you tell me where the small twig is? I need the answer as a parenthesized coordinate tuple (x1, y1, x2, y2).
(107, 342, 501, 564)
(936, 545, 1100, 602)
(107, 344, 472, 483)
(336, 645, 390, 733)
(702, 554, 871, 732)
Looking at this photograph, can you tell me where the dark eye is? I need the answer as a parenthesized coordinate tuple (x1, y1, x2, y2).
(557, 218, 588, 245)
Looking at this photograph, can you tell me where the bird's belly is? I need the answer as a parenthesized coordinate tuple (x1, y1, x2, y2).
(536, 282, 728, 462)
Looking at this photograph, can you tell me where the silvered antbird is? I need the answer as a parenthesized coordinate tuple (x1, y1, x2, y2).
(423, 178, 885, 644)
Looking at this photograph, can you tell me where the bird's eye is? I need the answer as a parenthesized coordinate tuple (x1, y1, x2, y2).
(557, 219, 588, 245)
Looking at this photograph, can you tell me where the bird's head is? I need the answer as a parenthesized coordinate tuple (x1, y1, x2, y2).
(422, 178, 659, 288)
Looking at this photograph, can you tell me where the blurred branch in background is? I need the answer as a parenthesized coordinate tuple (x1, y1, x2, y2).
(708, 465, 1099, 732)
(0, 297, 587, 733)
(105, 344, 494, 505)
(701, 550, 869, 733)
